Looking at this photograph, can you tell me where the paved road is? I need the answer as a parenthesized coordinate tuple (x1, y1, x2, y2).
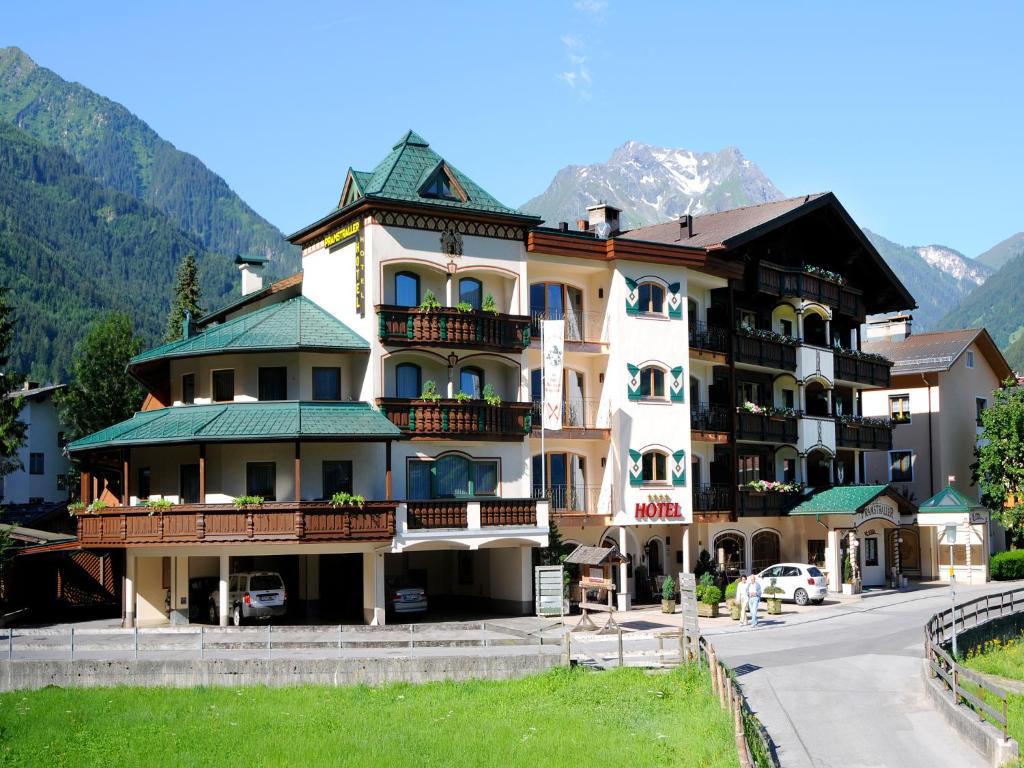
(710, 583, 1007, 768)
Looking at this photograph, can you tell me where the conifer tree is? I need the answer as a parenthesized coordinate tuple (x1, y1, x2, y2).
(0, 286, 27, 478)
(164, 251, 203, 342)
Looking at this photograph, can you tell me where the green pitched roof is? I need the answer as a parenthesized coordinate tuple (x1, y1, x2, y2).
(918, 484, 984, 514)
(788, 485, 893, 516)
(68, 401, 399, 452)
(131, 296, 367, 367)
(345, 130, 529, 216)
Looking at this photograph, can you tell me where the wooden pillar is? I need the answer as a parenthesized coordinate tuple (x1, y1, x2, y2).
(294, 441, 302, 503)
(121, 449, 130, 507)
(198, 443, 206, 504)
(385, 441, 393, 501)
(80, 470, 92, 503)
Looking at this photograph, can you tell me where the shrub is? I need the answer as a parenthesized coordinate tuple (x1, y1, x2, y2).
(694, 549, 714, 580)
(661, 575, 676, 601)
(764, 577, 784, 598)
(329, 491, 365, 509)
(233, 495, 264, 509)
(700, 585, 722, 606)
(843, 555, 852, 583)
(991, 550, 1024, 580)
(725, 578, 743, 601)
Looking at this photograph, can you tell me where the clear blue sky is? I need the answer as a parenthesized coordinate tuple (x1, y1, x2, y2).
(4, 1, 1022, 255)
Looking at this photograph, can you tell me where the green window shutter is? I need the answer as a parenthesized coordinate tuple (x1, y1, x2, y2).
(625, 278, 639, 316)
(667, 282, 683, 319)
(672, 449, 687, 487)
(627, 364, 641, 401)
(628, 449, 643, 487)
(669, 366, 685, 403)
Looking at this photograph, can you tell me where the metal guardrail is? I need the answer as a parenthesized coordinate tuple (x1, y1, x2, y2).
(924, 586, 1024, 742)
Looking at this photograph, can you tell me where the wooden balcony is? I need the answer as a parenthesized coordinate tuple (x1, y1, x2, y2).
(836, 419, 893, 451)
(693, 483, 732, 512)
(737, 489, 801, 517)
(377, 399, 532, 440)
(834, 350, 892, 387)
(77, 501, 397, 547)
(405, 500, 469, 530)
(756, 262, 863, 318)
(480, 499, 537, 527)
(691, 404, 731, 442)
(734, 332, 797, 371)
(736, 411, 798, 443)
(689, 321, 730, 357)
(376, 305, 531, 352)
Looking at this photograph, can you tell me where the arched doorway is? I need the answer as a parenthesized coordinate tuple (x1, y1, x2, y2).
(803, 312, 828, 347)
(645, 538, 664, 577)
(807, 449, 833, 489)
(752, 529, 781, 574)
(805, 381, 830, 417)
(713, 531, 746, 579)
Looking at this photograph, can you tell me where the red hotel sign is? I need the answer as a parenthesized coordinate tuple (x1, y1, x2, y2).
(635, 501, 682, 520)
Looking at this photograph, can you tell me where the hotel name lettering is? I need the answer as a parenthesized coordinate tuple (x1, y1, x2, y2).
(635, 493, 683, 521)
(321, 219, 366, 317)
(853, 502, 897, 528)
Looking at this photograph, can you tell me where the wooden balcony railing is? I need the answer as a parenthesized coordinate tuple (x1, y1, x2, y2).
(836, 419, 893, 451)
(737, 489, 802, 516)
(480, 499, 537, 527)
(757, 262, 863, 318)
(834, 350, 892, 387)
(736, 411, 798, 443)
(734, 332, 797, 371)
(377, 399, 532, 440)
(376, 305, 531, 351)
(691, 403, 731, 435)
(689, 321, 730, 355)
(77, 501, 397, 547)
(406, 500, 468, 529)
(693, 484, 733, 512)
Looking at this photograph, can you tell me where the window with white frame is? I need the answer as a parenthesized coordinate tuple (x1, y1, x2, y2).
(637, 283, 665, 315)
(639, 366, 666, 399)
(641, 450, 669, 485)
(889, 450, 913, 482)
(966, 350, 975, 369)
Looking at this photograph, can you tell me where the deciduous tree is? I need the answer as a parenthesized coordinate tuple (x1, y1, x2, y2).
(974, 379, 1024, 543)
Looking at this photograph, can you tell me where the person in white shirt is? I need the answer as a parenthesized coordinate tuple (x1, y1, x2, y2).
(745, 574, 762, 627)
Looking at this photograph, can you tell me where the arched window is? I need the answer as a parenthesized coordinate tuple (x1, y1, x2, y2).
(395, 272, 420, 307)
(395, 363, 422, 399)
(639, 366, 666, 399)
(713, 532, 746, 579)
(459, 366, 484, 399)
(638, 282, 665, 314)
(642, 450, 669, 484)
(752, 530, 781, 574)
(459, 278, 482, 310)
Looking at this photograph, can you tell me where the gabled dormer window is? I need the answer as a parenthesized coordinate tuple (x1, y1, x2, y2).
(419, 163, 467, 202)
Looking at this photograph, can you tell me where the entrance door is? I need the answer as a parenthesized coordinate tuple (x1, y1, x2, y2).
(860, 534, 886, 586)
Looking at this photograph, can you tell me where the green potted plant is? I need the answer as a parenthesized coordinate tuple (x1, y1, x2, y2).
(419, 380, 441, 403)
(697, 584, 722, 618)
(419, 289, 440, 313)
(455, 301, 473, 313)
(233, 495, 264, 510)
(661, 575, 677, 614)
(454, 390, 472, 403)
(725, 578, 743, 620)
(482, 383, 501, 407)
(842, 554, 861, 595)
(765, 577, 784, 614)
(329, 491, 365, 508)
(141, 498, 173, 515)
(482, 293, 499, 315)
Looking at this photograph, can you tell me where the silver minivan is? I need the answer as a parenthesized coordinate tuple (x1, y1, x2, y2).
(209, 571, 287, 625)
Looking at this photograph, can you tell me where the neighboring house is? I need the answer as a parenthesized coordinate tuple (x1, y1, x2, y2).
(63, 131, 922, 629)
(2, 383, 70, 505)
(861, 318, 1013, 580)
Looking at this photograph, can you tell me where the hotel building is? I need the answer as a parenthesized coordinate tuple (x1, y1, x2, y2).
(67, 131, 920, 625)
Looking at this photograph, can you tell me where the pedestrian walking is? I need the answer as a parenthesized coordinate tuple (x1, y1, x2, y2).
(745, 574, 762, 627)
(738, 578, 749, 625)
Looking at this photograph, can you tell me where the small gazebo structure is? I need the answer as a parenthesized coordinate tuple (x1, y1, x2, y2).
(563, 544, 625, 632)
(917, 483, 991, 584)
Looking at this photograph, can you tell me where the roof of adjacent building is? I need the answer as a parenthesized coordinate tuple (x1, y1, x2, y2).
(620, 194, 830, 249)
(862, 327, 1013, 379)
(67, 401, 400, 452)
(4, 383, 65, 401)
(918, 484, 985, 514)
(0, 522, 76, 547)
(130, 295, 367, 369)
(198, 272, 303, 327)
(788, 484, 909, 516)
(563, 544, 625, 566)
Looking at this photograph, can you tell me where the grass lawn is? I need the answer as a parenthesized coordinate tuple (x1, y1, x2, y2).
(0, 666, 739, 768)
(961, 633, 1024, 752)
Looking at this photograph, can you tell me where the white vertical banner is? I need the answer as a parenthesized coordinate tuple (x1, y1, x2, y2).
(542, 320, 565, 431)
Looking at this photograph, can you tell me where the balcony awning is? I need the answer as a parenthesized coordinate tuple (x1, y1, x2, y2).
(68, 401, 400, 454)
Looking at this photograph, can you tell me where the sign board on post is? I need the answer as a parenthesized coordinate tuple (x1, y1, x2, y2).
(542, 320, 565, 431)
(679, 572, 699, 658)
(534, 565, 565, 618)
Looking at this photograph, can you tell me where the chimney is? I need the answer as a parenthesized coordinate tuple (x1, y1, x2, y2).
(586, 203, 621, 236)
(865, 313, 913, 341)
(558, 221, 569, 233)
(677, 214, 693, 240)
(22, 381, 39, 391)
(576, 218, 589, 232)
(181, 310, 197, 340)
(235, 255, 267, 296)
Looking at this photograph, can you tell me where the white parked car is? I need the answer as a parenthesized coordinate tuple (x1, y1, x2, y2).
(756, 563, 827, 606)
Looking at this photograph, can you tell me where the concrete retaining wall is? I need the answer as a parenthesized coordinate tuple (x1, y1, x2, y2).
(1, 650, 562, 692)
(921, 659, 1019, 767)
